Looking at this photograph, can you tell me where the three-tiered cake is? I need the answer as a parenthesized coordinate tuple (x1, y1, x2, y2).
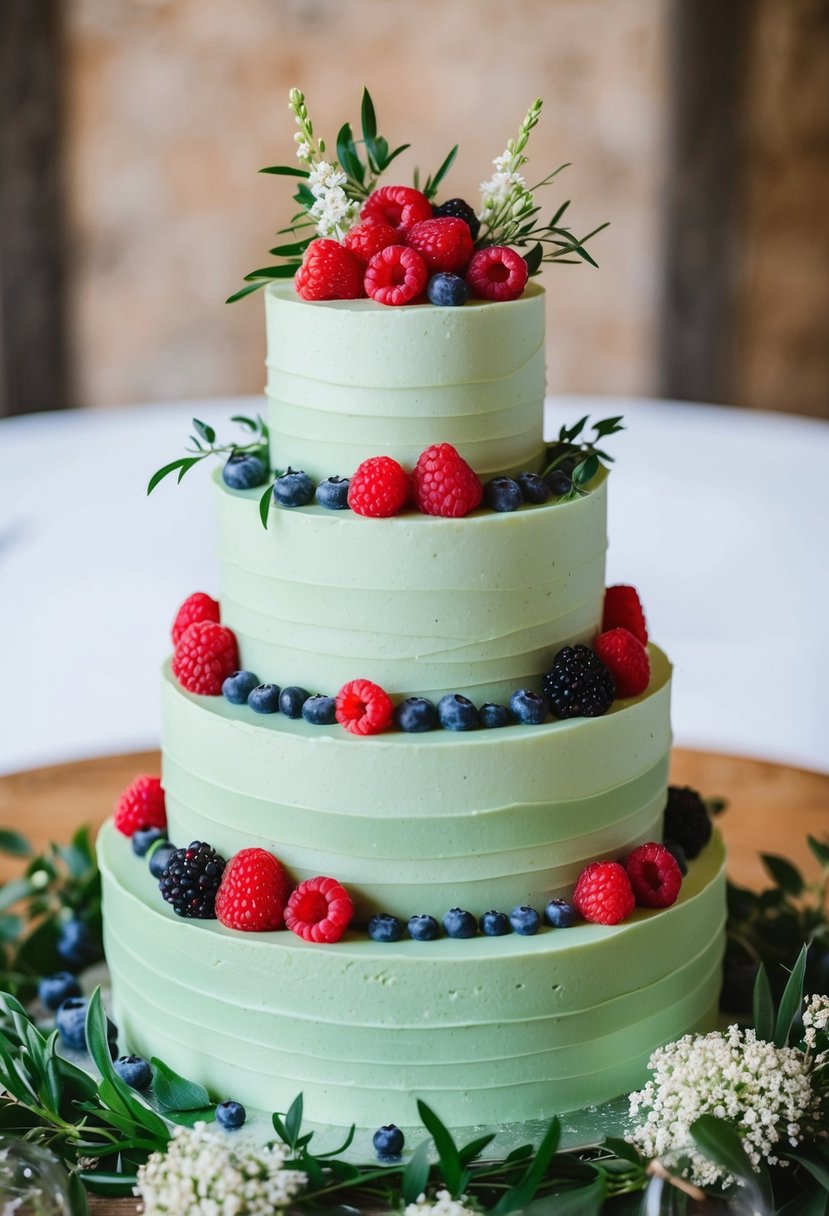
(98, 278, 726, 1129)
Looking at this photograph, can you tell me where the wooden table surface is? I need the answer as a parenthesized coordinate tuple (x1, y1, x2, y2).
(0, 747, 827, 1214)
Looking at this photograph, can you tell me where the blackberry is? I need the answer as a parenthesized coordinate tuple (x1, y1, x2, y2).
(663, 786, 712, 859)
(159, 841, 227, 919)
(542, 645, 615, 719)
(432, 197, 480, 240)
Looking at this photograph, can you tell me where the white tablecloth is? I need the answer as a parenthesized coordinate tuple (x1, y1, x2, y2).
(1, 395, 826, 775)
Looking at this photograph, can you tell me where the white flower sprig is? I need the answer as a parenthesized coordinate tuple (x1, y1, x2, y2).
(136, 1122, 307, 1216)
(477, 100, 608, 270)
(289, 89, 360, 240)
(628, 1024, 819, 1189)
(478, 99, 541, 233)
(403, 1188, 481, 1216)
(803, 993, 829, 1054)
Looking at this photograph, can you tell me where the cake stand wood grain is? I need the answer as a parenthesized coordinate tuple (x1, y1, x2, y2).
(1, 748, 827, 1216)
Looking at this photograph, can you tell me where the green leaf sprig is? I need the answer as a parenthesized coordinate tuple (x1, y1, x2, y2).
(147, 414, 269, 495)
(477, 99, 609, 271)
(265, 1096, 645, 1214)
(0, 987, 171, 1200)
(540, 414, 624, 501)
(724, 833, 829, 1015)
(0, 826, 100, 1000)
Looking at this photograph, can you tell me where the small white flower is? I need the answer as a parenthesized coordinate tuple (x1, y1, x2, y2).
(295, 139, 312, 161)
(137, 1123, 307, 1216)
(628, 1025, 819, 1189)
(403, 1188, 479, 1216)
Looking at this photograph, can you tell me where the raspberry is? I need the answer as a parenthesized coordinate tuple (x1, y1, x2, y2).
(335, 678, 393, 736)
(542, 644, 615, 718)
(285, 875, 354, 943)
(602, 585, 648, 646)
(114, 774, 167, 838)
(294, 239, 364, 302)
(347, 455, 409, 517)
(466, 246, 528, 302)
(343, 220, 399, 265)
(593, 627, 651, 698)
(405, 217, 474, 275)
(411, 443, 483, 518)
(364, 245, 428, 307)
(663, 786, 712, 859)
(171, 592, 220, 647)
(215, 848, 291, 932)
(625, 841, 683, 909)
(172, 620, 239, 695)
(572, 860, 635, 925)
(360, 185, 433, 238)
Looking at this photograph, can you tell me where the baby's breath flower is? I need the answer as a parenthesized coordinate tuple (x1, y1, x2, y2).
(137, 1122, 307, 1216)
(803, 994, 829, 1049)
(403, 1189, 480, 1216)
(628, 1025, 819, 1188)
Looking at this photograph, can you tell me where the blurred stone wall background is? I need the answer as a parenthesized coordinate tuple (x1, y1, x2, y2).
(63, 0, 669, 410)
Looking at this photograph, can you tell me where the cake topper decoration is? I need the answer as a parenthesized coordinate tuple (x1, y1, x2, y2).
(227, 87, 608, 304)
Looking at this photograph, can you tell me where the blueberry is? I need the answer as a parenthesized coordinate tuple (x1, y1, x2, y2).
(545, 469, 573, 497)
(480, 910, 512, 936)
(479, 703, 510, 729)
(442, 908, 477, 939)
(302, 694, 336, 725)
(56, 918, 100, 970)
(315, 476, 350, 510)
(279, 686, 310, 718)
(437, 693, 478, 732)
(484, 477, 523, 512)
(148, 840, 177, 880)
(393, 697, 437, 733)
(132, 827, 166, 858)
(407, 914, 440, 942)
(373, 1123, 405, 1157)
(509, 905, 541, 936)
(222, 670, 260, 705)
(56, 996, 88, 1049)
(248, 683, 281, 714)
(216, 1100, 247, 1129)
(664, 839, 689, 876)
(516, 472, 550, 504)
(222, 451, 268, 490)
(509, 689, 548, 725)
(38, 971, 81, 1011)
(368, 913, 404, 943)
(427, 273, 469, 307)
(273, 468, 315, 508)
(543, 898, 576, 929)
(114, 1054, 152, 1089)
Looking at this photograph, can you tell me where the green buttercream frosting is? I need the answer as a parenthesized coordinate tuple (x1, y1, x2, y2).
(264, 282, 546, 479)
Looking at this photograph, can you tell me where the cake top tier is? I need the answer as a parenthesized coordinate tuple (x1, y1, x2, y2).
(264, 282, 546, 478)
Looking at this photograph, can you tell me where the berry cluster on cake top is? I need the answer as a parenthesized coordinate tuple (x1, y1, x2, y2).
(227, 87, 607, 309)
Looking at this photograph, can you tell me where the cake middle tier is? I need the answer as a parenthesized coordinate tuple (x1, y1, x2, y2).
(215, 468, 608, 703)
(160, 645, 672, 922)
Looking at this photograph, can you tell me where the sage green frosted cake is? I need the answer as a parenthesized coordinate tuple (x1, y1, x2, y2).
(99, 282, 726, 1130)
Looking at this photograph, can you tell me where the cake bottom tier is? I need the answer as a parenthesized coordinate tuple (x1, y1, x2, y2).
(99, 822, 726, 1130)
